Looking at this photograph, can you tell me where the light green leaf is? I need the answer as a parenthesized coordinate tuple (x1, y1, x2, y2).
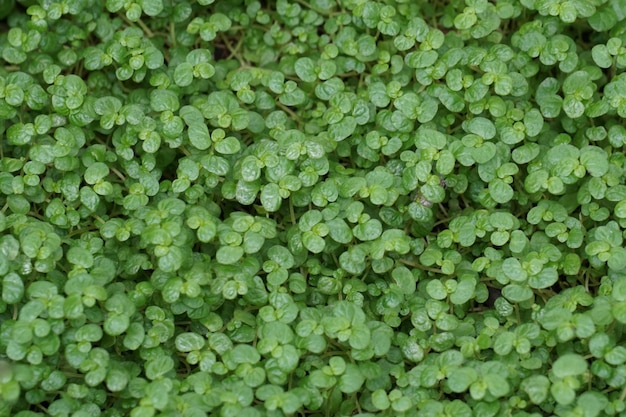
(338, 364, 364, 394)
(174, 62, 194, 87)
(67, 246, 94, 269)
(580, 147, 609, 177)
(138, 0, 163, 16)
(302, 231, 325, 254)
(524, 170, 548, 193)
(104, 313, 130, 336)
(450, 278, 475, 304)
(502, 284, 533, 303)
(489, 179, 514, 204)
(150, 89, 179, 112)
(353, 219, 383, 241)
(175, 333, 205, 352)
(260, 183, 282, 212)
(180, 106, 210, 150)
(426, 280, 447, 300)
(214, 136, 241, 154)
(447, 367, 478, 393)
(295, 57, 317, 83)
(551, 380, 576, 405)
(521, 375, 550, 404)
(371, 389, 390, 410)
(216, 246, 244, 265)
(327, 218, 353, 244)
(241, 156, 261, 182)
(145, 355, 174, 380)
(484, 373, 509, 398)
(84, 162, 109, 185)
(349, 323, 370, 350)
(2, 272, 24, 304)
(464, 117, 496, 139)
(552, 353, 588, 378)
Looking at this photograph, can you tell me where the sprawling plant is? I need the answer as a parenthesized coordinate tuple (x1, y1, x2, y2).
(1, 0, 626, 416)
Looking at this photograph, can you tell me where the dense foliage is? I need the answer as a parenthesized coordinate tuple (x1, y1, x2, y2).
(1, 0, 626, 416)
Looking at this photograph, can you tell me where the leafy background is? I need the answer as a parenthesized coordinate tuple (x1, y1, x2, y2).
(1, 0, 626, 416)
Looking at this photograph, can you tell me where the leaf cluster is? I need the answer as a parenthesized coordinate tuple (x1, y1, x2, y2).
(1, 0, 626, 417)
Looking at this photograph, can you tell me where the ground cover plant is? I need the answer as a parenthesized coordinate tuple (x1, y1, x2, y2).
(1, 0, 626, 416)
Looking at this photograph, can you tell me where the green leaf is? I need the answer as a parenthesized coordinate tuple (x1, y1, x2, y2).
(552, 353, 588, 378)
(521, 375, 550, 404)
(158, 247, 184, 272)
(174, 62, 194, 87)
(0, 5, 624, 413)
(607, 248, 626, 271)
(138, 0, 163, 16)
(613, 301, 626, 324)
(214, 136, 241, 154)
(353, 219, 383, 241)
(260, 183, 282, 212)
(512, 143, 541, 164)
(104, 313, 130, 336)
(528, 267, 558, 289)
(502, 284, 533, 303)
(328, 116, 357, 141)
(228, 344, 261, 365)
(106, 368, 129, 392)
(455, 9, 477, 29)
(489, 179, 514, 204)
(536, 78, 563, 117)
(406, 50, 438, 68)
(578, 391, 610, 417)
(302, 231, 325, 253)
(450, 278, 475, 304)
(180, 106, 210, 150)
(150, 89, 179, 112)
(371, 389, 390, 410)
(216, 245, 244, 265)
(327, 218, 353, 244)
(484, 373, 509, 398)
(66, 246, 94, 269)
(551, 380, 576, 405)
(338, 364, 364, 394)
(124, 323, 145, 350)
(84, 162, 109, 185)
(613, 276, 626, 301)
(145, 355, 174, 380)
(340, 177, 367, 197)
(299, 210, 322, 231)
(2, 272, 24, 304)
(7, 123, 35, 146)
(580, 147, 609, 177)
(592, 45, 613, 68)
(416, 128, 447, 149)
(295, 57, 317, 83)
(494, 331, 515, 355)
(241, 156, 261, 182)
(64, 293, 84, 319)
(447, 367, 478, 393)
(175, 332, 206, 352)
(563, 96, 584, 118)
(502, 258, 527, 282)
(524, 170, 548, 193)
(349, 323, 371, 349)
(243, 230, 265, 254)
(464, 117, 496, 139)
(94, 96, 122, 116)
(426, 280, 447, 300)
(615, 200, 626, 218)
